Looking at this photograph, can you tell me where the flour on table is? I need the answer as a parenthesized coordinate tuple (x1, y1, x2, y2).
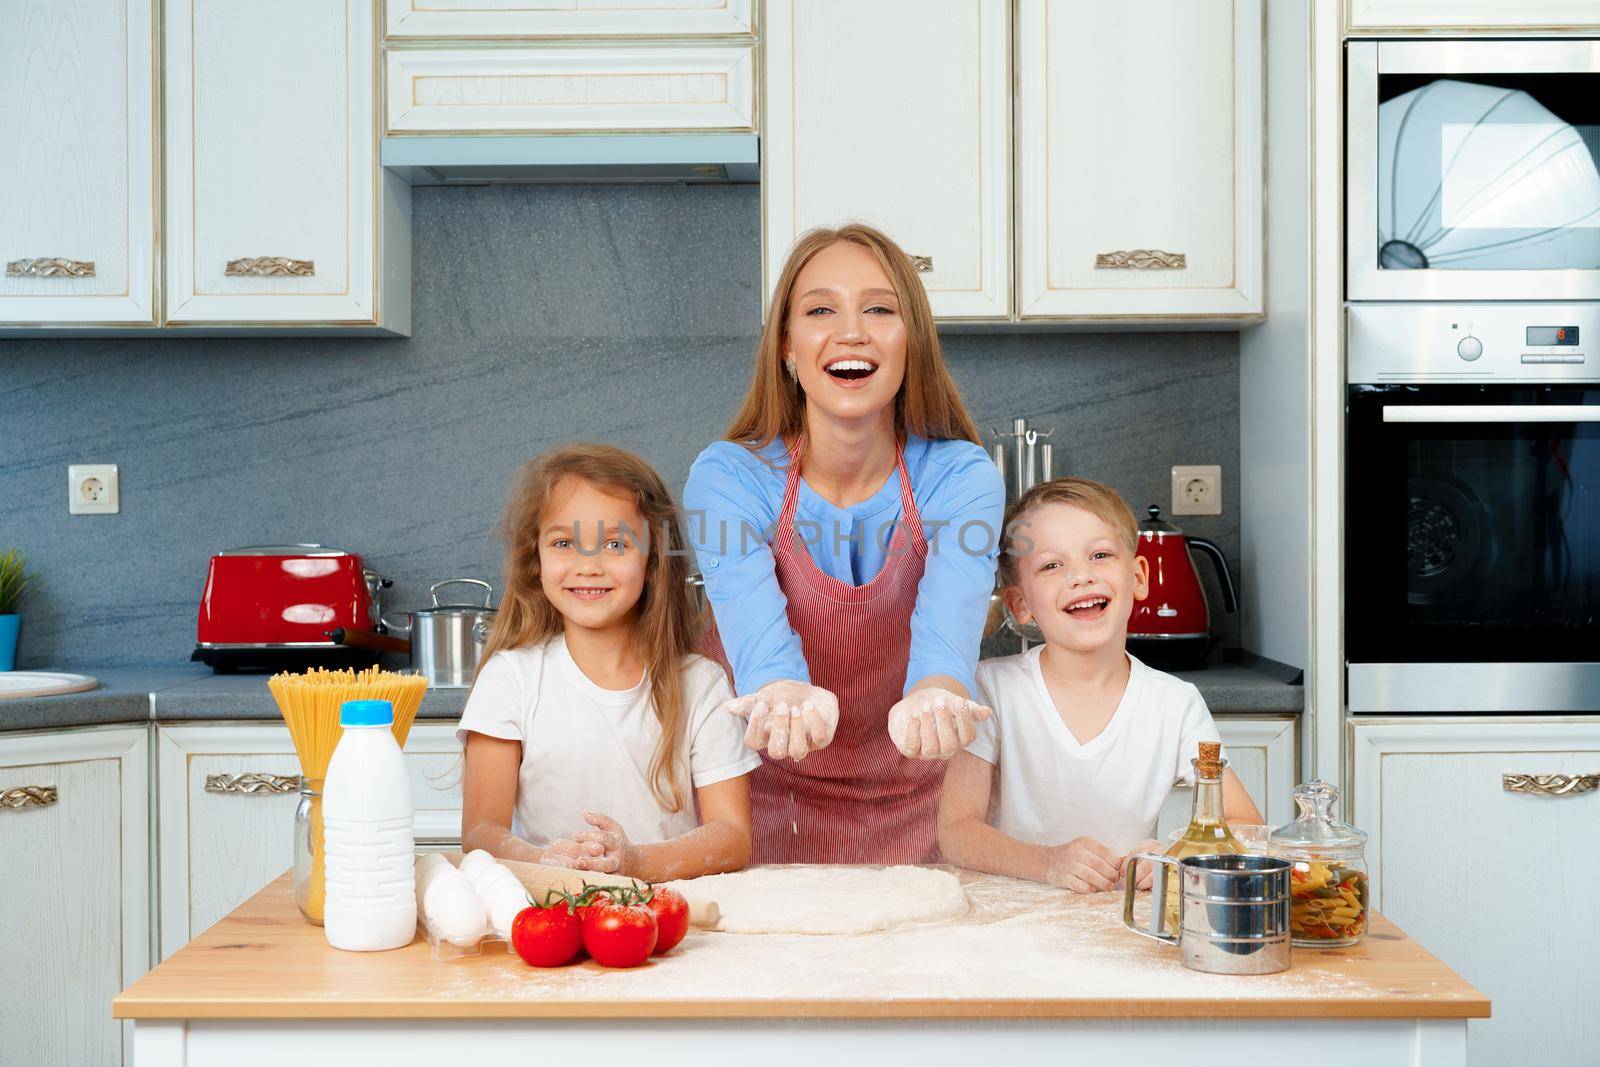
(666, 865, 969, 935)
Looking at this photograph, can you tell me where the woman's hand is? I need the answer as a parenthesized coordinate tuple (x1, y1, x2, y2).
(723, 680, 840, 761)
(1042, 836, 1123, 894)
(1121, 839, 1162, 890)
(888, 687, 992, 760)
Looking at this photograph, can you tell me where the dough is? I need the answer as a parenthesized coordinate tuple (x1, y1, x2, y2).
(667, 866, 969, 935)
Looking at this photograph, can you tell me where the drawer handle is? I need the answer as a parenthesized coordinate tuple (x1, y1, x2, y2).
(910, 255, 933, 273)
(5, 257, 96, 278)
(1502, 773, 1599, 797)
(1095, 249, 1186, 270)
(1, 785, 58, 809)
(205, 772, 302, 795)
(225, 256, 315, 278)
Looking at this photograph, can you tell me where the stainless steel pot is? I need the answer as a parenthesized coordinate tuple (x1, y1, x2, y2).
(381, 578, 496, 689)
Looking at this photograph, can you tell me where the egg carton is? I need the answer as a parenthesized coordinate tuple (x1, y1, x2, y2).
(414, 850, 531, 962)
(417, 913, 512, 962)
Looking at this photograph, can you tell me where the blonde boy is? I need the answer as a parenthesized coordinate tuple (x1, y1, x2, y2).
(938, 478, 1261, 893)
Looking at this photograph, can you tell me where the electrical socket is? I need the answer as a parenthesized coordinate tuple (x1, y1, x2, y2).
(1170, 464, 1221, 516)
(68, 464, 120, 515)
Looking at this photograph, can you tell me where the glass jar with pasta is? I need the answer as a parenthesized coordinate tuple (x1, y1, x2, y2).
(1268, 780, 1369, 948)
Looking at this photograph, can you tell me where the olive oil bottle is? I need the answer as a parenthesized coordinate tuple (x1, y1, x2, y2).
(1162, 741, 1245, 929)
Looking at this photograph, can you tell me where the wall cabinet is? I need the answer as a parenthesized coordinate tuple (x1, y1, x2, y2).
(0, 726, 149, 1067)
(155, 722, 463, 959)
(1155, 715, 1296, 839)
(1347, 0, 1600, 30)
(0, 0, 156, 328)
(1350, 719, 1600, 1065)
(386, 0, 756, 38)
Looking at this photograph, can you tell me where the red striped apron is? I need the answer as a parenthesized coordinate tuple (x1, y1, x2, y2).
(701, 442, 939, 864)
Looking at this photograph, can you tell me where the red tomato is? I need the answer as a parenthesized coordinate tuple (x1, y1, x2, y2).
(645, 887, 690, 955)
(581, 901, 658, 968)
(510, 904, 584, 968)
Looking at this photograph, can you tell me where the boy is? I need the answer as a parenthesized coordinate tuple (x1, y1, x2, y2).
(938, 478, 1261, 893)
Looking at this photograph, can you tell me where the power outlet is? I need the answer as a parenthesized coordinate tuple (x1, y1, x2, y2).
(68, 464, 120, 515)
(1171, 464, 1221, 516)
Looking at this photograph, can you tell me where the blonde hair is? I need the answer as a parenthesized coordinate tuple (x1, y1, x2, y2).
(476, 444, 698, 813)
(999, 477, 1140, 586)
(723, 223, 982, 454)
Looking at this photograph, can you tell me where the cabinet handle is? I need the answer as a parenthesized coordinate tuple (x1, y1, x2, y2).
(1502, 773, 1600, 797)
(225, 257, 315, 278)
(5, 257, 96, 278)
(910, 255, 933, 273)
(1095, 249, 1187, 270)
(1, 786, 58, 809)
(205, 772, 302, 795)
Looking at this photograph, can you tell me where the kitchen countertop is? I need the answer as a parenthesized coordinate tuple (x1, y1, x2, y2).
(1, 651, 1302, 733)
(115, 868, 1484, 1021)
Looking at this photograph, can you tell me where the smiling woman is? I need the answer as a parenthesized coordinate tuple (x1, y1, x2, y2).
(683, 223, 1007, 865)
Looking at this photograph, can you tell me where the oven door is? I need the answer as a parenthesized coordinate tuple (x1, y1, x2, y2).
(1348, 39, 1600, 302)
(1346, 384, 1600, 711)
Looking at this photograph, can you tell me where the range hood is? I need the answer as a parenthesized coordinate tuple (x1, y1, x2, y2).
(381, 133, 759, 186)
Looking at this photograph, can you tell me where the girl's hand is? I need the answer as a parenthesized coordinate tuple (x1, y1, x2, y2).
(565, 810, 639, 876)
(537, 837, 591, 870)
(1042, 836, 1122, 893)
(723, 680, 840, 761)
(888, 688, 992, 760)
(1121, 839, 1162, 890)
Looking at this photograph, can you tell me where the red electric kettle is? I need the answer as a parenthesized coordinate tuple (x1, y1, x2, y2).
(1127, 506, 1237, 670)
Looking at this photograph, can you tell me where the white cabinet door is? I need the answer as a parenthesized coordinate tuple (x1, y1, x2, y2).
(1016, 0, 1262, 322)
(0, 0, 155, 327)
(1351, 719, 1600, 1065)
(386, 0, 756, 38)
(156, 722, 462, 958)
(0, 726, 149, 1067)
(1155, 715, 1296, 840)
(165, 0, 408, 330)
(1347, 0, 1600, 30)
(762, 0, 1011, 320)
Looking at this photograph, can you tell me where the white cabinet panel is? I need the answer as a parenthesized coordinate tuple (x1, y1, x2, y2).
(762, 0, 1011, 320)
(156, 722, 462, 958)
(1348, 0, 1600, 30)
(1351, 720, 1600, 1065)
(1155, 715, 1296, 840)
(386, 0, 756, 38)
(386, 44, 756, 134)
(1016, 0, 1262, 321)
(0, 726, 149, 1067)
(165, 0, 406, 329)
(0, 0, 155, 326)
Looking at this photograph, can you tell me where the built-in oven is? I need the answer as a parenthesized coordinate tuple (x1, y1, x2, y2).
(1348, 39, 1600, 302)
(1347, 304, 1600, 712)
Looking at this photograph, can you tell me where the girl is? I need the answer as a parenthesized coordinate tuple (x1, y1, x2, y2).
(459, 444, 758, 882)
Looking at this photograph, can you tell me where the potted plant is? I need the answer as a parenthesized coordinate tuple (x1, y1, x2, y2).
(0, 548, 27, 671)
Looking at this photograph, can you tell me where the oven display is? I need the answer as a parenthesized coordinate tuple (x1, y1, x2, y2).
(1527, 326, 1579, 347)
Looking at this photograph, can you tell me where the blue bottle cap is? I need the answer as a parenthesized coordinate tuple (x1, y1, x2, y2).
(340, 699, 394, 726)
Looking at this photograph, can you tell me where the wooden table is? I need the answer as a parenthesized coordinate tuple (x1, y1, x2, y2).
(117, 869, 1487, 1065)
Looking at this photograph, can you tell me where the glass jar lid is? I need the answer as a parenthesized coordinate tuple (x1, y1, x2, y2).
(1269, 779, 1368, 851)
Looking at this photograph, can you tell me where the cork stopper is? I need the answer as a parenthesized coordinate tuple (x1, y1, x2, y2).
(1196, 741, 1223, 778)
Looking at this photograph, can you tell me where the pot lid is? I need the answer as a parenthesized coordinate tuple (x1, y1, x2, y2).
(1139, 505, 1182, 536)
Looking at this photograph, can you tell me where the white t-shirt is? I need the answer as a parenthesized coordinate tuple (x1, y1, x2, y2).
(968, 648, 1222, 856)
(456, 635, 760, 848)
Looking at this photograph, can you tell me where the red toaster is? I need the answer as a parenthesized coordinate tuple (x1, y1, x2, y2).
(193, 545, 391, 672)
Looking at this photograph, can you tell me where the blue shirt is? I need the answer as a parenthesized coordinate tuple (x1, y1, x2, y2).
(683, 435, 1006, 698)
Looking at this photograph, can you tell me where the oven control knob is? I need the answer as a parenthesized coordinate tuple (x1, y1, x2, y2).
(1457, 336, 1483, 362)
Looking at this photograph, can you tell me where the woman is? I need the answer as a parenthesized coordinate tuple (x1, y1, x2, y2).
(684, 223, 1005, 864)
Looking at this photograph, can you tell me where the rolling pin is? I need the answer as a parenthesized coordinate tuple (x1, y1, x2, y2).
(443, 852, 721, 929)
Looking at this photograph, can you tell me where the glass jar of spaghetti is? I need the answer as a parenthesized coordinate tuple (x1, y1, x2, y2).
(1268, 780, 1369, 947)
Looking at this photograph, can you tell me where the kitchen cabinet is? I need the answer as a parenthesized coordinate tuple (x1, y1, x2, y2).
(761, 0, 1012, 320)
(1015, 0, 1263, 321)
(1350, 719, 1600, 1065)
(164, 0, 410, 331)
(155, 721, 463, 959)
(1155, 714, 1296, 839)
(0, 0, 157, 329)
(1346, 0, 1600, 30)
(0, 725, 150, 1067)
(386, 0, 756, 38)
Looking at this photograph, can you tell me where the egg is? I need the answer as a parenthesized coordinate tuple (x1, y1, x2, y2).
(415, 855, 456, 907)
(485, 880, 531, 939)
(423, 873, 487, 944)
(458, 849, 496, 879)
(468, 862, 520, 898)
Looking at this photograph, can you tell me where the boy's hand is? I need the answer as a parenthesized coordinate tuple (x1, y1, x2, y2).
(723, 680, 840, 761)
(1121, 839, 1163, 889)
(888, 688, 993, 760)
(1042, 837, 1122, 893)
(564, 810, 639, 876)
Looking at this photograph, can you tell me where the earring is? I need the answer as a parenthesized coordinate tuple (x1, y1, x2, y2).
(784, 359, 798, 380)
